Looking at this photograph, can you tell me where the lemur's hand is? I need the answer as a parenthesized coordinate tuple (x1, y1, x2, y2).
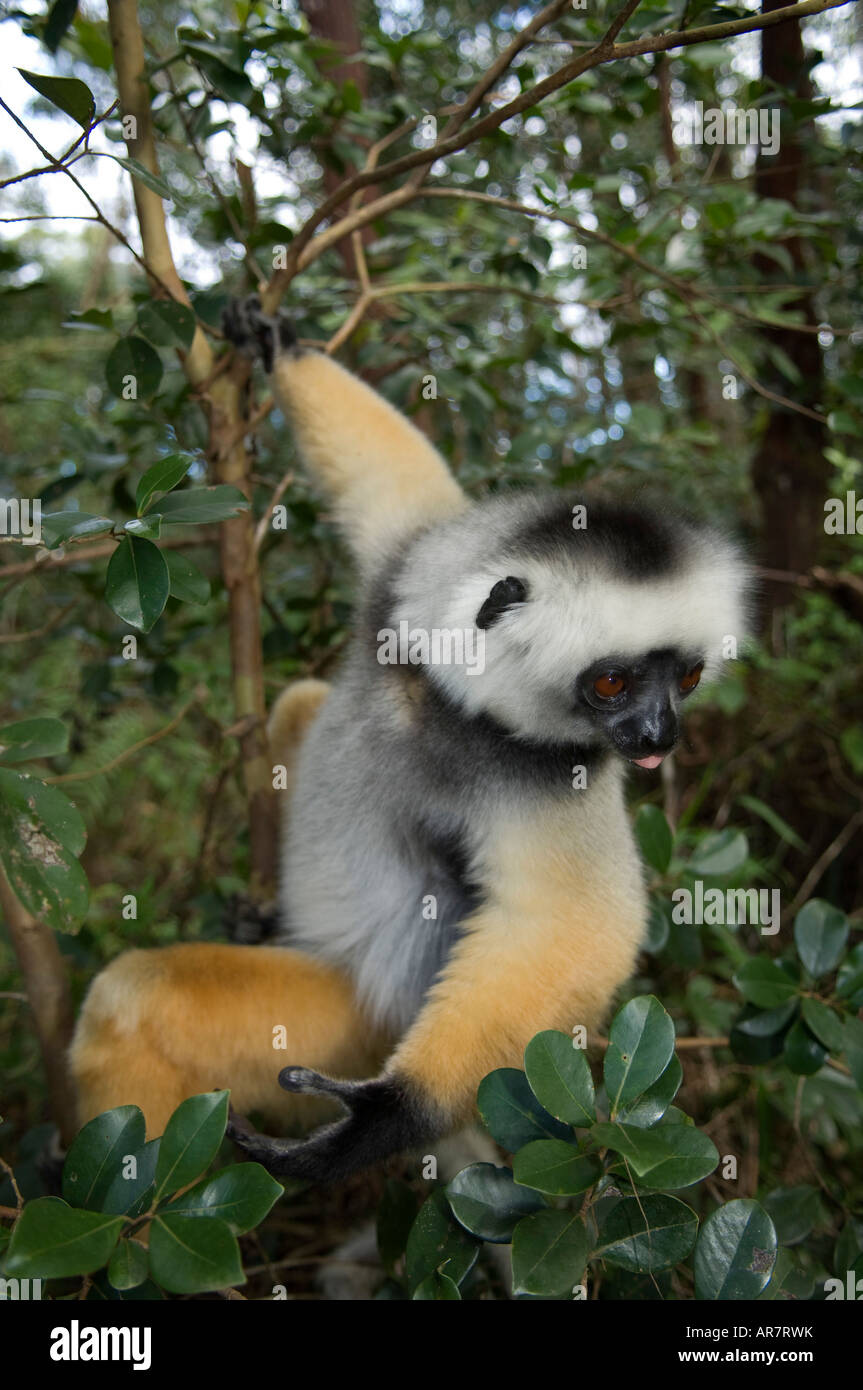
(226, 1067, 433, 1183)
(221, 294, 296, 373)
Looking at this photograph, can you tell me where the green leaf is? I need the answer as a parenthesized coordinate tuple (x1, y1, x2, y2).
(136, 455, 192, 516)
(164, 552, 210, 605)
(63, 307, 114, 332)
(733, 958, 798, 1009)
(148, 1212, 242, 1294)
(0, 769, 89, 930)
(524, 1030, 596, 1127)
(591, 1120, 718, 1188)
(0, 718, 69, 765)
(694, 1200, 777, 1300)
(477, 1068, 571, 1150)
(123, 515, 162, 541)
(105, 337, 163, 399)
(604, 995, 675, 1116)
(845, 1015, 863, 1091)
(737, 795, 806, 850)
(404, 1189, 479, 1294)
(837, 944, 863, 1006)
(794, 900, 849, 978)
(513, 1143, 601, 1196)
(107, 1238, 149, 1291)
(17, 68, 94, 128)
(616, 1054, 683, 1128)
(153, 1091, 229, 1202)
(734, 999, 798, 1036)
(635, 804, 673, 874)
(101, 1139, 160, 1217)
(688, 829, 748, 877)
(105, 536, 170, 633)
(376, 1179, 419, 1276)
(412, 1270, 461, 1300)
(39, 511, 114, 550)
(62, 1106, 145, 1211)
(148, 485, 249, 525)
(762, 1185, 822, 1246)
(595, 1194, 698, 1272)
(800, 998, 845, 1053)
(445, 1163, 545, 1243)
(106, 154, 180, 204)
(137, 300, 195, 350)
(167, 1163, 282, 1234)
(782, 1018, 828, 1075)
(6, 1198, 123, 1278)
(44, 0, 80, 54)
(511, 1209, 588, 1297)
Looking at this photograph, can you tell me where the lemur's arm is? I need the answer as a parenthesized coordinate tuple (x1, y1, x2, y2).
(223, 296, 466, 571)
(228, 802, 646, 1182)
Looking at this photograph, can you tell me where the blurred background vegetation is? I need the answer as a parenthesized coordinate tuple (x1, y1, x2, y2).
(0, 0, 861, 1299)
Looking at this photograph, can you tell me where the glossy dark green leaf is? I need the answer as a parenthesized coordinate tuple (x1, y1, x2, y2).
(100, 1139, 160, 1217)
(149, 485, 249, 525)
(148, 1212, 242, 1294)
(136, 454, 192, 515)
(62, 1105, 145, 1211)
(477, 1067, 571, 1150)
(167, 1163, 282, 1233)
(591, 1120, 718, 1188)
(595, 1194, 698, 1272)
(511, 1209, 588, 1297)
(108, 155, 179, 204)
(153, 1091, 229, 1201)
(800, 998, 844, 1053)
(165, 552, 210, 605)
(137, 300, 196, 350)
(733, 958, 798, 1009)
(734, 999, 798, 1036)
(17, 68, 94, 128)
(783, 1018, 828, 1075)
(44, 0, 80, 54)
(376, 1179, 419, 1276)
(405, 1189, 479, 1293)
(105, 336, 163, 399)
(39, 511, 114, 550)
(763, 1185, 822, 1246)
(836, 944, 863, 1006)
(513, 1143, 600, 1196)
(412, 1270, 461, 1300)
(6, 1198, 123, 1278)
(107, 1238, 149, 1291)
(687, 829, 748, 876)
(104, 536, 169, 633)
(616, 1054, 683, 1128)
(635, 804, 673, 874)
(604, 995, 675, 1116)
(524, 1030, 595, 1127)
(0, 718, 68, 765)
(794, 900, 849, 978)
(694, 1200, 777, 1300)
(446, 1163, 545, 1243)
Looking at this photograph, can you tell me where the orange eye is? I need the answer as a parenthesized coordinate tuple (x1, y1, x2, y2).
(593, 671, 627, 699)
(680, 662, 703, 693)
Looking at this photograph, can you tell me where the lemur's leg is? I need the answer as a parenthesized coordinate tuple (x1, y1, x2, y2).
(70, 944, 388, 1138)
(227, 797, 647, 1182)
(223, 295, 467, 571)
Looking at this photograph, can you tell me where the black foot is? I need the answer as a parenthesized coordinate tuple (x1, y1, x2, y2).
(224, 893, 279, 945)
(226, 1069, 434, 1184)
(222, 294, 296, 373)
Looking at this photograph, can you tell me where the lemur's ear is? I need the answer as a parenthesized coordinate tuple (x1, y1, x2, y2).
(476, 576, 528, 630)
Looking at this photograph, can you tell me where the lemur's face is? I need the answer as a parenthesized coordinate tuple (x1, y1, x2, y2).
(575, 647, 704, 768)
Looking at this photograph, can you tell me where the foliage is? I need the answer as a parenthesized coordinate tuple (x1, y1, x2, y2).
(2, 1091, 282, 1297)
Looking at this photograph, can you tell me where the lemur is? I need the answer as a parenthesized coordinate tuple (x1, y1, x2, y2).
(70, 296, 749, 1182)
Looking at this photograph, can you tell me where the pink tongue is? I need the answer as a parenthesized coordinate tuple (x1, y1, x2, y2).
(632, 754, 665, 769)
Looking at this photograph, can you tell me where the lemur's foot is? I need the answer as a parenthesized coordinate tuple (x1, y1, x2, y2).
(222, 294, 296, 373)
(226, 1069, 434, 1183)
